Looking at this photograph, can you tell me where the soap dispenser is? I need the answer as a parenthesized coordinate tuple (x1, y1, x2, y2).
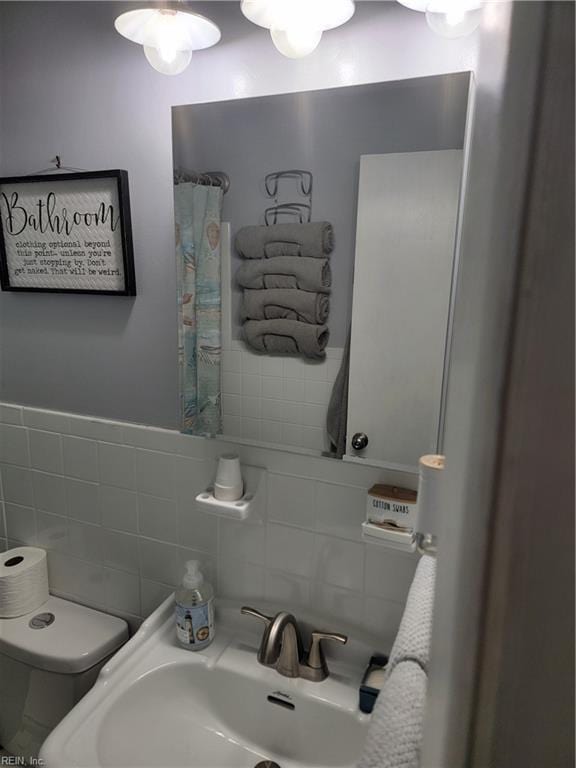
(175, 560, 214, 651)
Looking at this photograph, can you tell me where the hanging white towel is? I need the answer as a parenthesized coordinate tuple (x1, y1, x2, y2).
(386, 554, 436, 676)
(357, 660, 427, 768)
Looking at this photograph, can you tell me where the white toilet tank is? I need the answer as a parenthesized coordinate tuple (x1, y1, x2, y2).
(0, 595, 128, 762)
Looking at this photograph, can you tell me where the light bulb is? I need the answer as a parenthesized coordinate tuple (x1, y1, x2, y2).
(114, 8, 220, 75)
(425, 0, 481, 37)
(270, 26, 322, 58)
(144, 45, 192, 75)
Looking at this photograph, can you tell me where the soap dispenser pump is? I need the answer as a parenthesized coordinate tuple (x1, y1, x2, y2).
(175, 560, 214, 651)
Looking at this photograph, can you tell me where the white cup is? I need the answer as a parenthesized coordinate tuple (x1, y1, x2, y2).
(214, 454, 243, 501)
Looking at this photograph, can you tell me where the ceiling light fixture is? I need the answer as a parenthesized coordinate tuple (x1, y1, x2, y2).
(396, 0, 482, 39)
(240, 0, 355, 59)
(114, 6, 221, 76)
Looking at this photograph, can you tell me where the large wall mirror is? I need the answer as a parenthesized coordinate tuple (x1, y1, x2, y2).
(172, 72, 472, 471)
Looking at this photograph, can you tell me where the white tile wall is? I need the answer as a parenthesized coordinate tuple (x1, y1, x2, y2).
(0, 402, 418, 648)
(221, 342, 343, 453)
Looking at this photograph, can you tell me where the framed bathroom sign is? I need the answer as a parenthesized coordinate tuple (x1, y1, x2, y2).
(0, 170, 136, 295)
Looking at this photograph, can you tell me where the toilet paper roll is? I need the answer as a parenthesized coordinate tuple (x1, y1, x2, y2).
(416, 455, 445, 538)
(0, 547, 49, 618)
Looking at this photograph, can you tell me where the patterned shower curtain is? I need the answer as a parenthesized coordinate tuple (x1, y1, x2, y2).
(175, 182, 223, 436)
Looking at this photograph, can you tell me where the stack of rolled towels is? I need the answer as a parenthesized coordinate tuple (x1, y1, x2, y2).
(235, 221, 334, 360)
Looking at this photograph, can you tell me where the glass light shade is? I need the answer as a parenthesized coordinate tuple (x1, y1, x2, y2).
(144, 45, 192, 75)
(241, 0, 355, 32)
(396, 0, 429, 11)
(270, 27, 322, 58)
(114, 8, 220, 54)
(425, 0, 481, 37)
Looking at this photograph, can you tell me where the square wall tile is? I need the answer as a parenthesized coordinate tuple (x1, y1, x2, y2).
(67, 520, 102, 562)
(305, 380, 331, 405)
(30, 430, 62, 474)
(1, 465, 33, 506)
(138, 494, 178, 543)
(5, 503, 36, 544)
(32, 472, 66, 516)
(177, 506, 218, 553)
(62, 436, 98, 481)
(218, 557, 264, 601)
(68, 558, 107, 607)
(222, 372, 242, 396)
(241, 418, 260, 441)
(98, 443, 135, 489)
(364, 546, 418, 602)
(281, 424, 303, 447)
(101, 486, 138, 533)
(266, 524, 315, 578)
(363, 597, 405, 648)
(312, 582, 364, 627)
(242, 374, 261, 398)
(222, 395, 242, 418)
(264, 570, 310, 610)
(138, 538, 182, 585)
(301, 404, 326, 428)
(0, 425, 29, 467)
(219, 518, 265, 565)
(141, 579, 173, 616)
(36, 511, 68, 552)
(313, 534, 364, 592)
(222, 350, 241, 373)
(0, 405, 22, 425)
(45, 550, 77, 597)
(105, 569, 141, 615)
(283, 379, 305, 402)
(241, 353, 261, 375)
(66, 479, 101, 524)
(261, 358, 283, 377)
(135, 450, 176, 499)
(100, 529, 139, 574)
(268, 474, 316, 530)
(316, 482, 366, 542)
(222, 415, 242, 437)
(174, 457, 211, 502)
(260, 421, 283, 445)
(261, 377, 283, 400)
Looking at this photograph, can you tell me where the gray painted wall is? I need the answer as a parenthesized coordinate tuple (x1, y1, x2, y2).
(173, 75, 469, 345)
(0, 1, 477, 428)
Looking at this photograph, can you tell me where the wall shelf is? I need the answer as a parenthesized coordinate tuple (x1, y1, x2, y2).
(361, 521, 416, 553)
(195, 465, 266, 521)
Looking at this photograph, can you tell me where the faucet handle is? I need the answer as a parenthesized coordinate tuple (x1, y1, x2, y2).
(307, 630, 348, 677)
(241, 606, 273, 625)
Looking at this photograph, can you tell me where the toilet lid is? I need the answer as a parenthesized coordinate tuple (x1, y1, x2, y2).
(0, 595, 128, 673)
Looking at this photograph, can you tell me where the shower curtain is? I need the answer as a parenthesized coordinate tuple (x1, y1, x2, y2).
(175, 182, 223, 436)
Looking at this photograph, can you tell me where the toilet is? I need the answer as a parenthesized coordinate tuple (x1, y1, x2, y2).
(0, 595, 128, 762)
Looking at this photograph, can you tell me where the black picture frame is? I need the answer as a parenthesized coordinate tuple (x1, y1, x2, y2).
(0, 169, 136, 295)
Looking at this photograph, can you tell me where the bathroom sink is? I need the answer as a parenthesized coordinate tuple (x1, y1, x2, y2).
(40, 598, 371, 768)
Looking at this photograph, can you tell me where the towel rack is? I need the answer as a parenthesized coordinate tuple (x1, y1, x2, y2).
(265, 170, 313, 199)
(263, 169, 313, 226)
(174, 167, 230, 194)
(264, 202, 311, 225)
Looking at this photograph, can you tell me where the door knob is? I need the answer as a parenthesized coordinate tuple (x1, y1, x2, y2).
(351, 432, 369, 451)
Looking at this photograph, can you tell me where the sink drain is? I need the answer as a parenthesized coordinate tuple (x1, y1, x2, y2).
(254, 763, 281, 768)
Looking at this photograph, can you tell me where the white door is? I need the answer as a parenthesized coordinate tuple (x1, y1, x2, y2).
(346, 150, 463, 467)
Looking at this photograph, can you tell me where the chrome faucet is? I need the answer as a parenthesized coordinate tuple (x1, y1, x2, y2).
(241, 606, 347, 682)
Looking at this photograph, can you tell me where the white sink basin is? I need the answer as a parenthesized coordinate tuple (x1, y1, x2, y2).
(40, 598, 372, 768)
